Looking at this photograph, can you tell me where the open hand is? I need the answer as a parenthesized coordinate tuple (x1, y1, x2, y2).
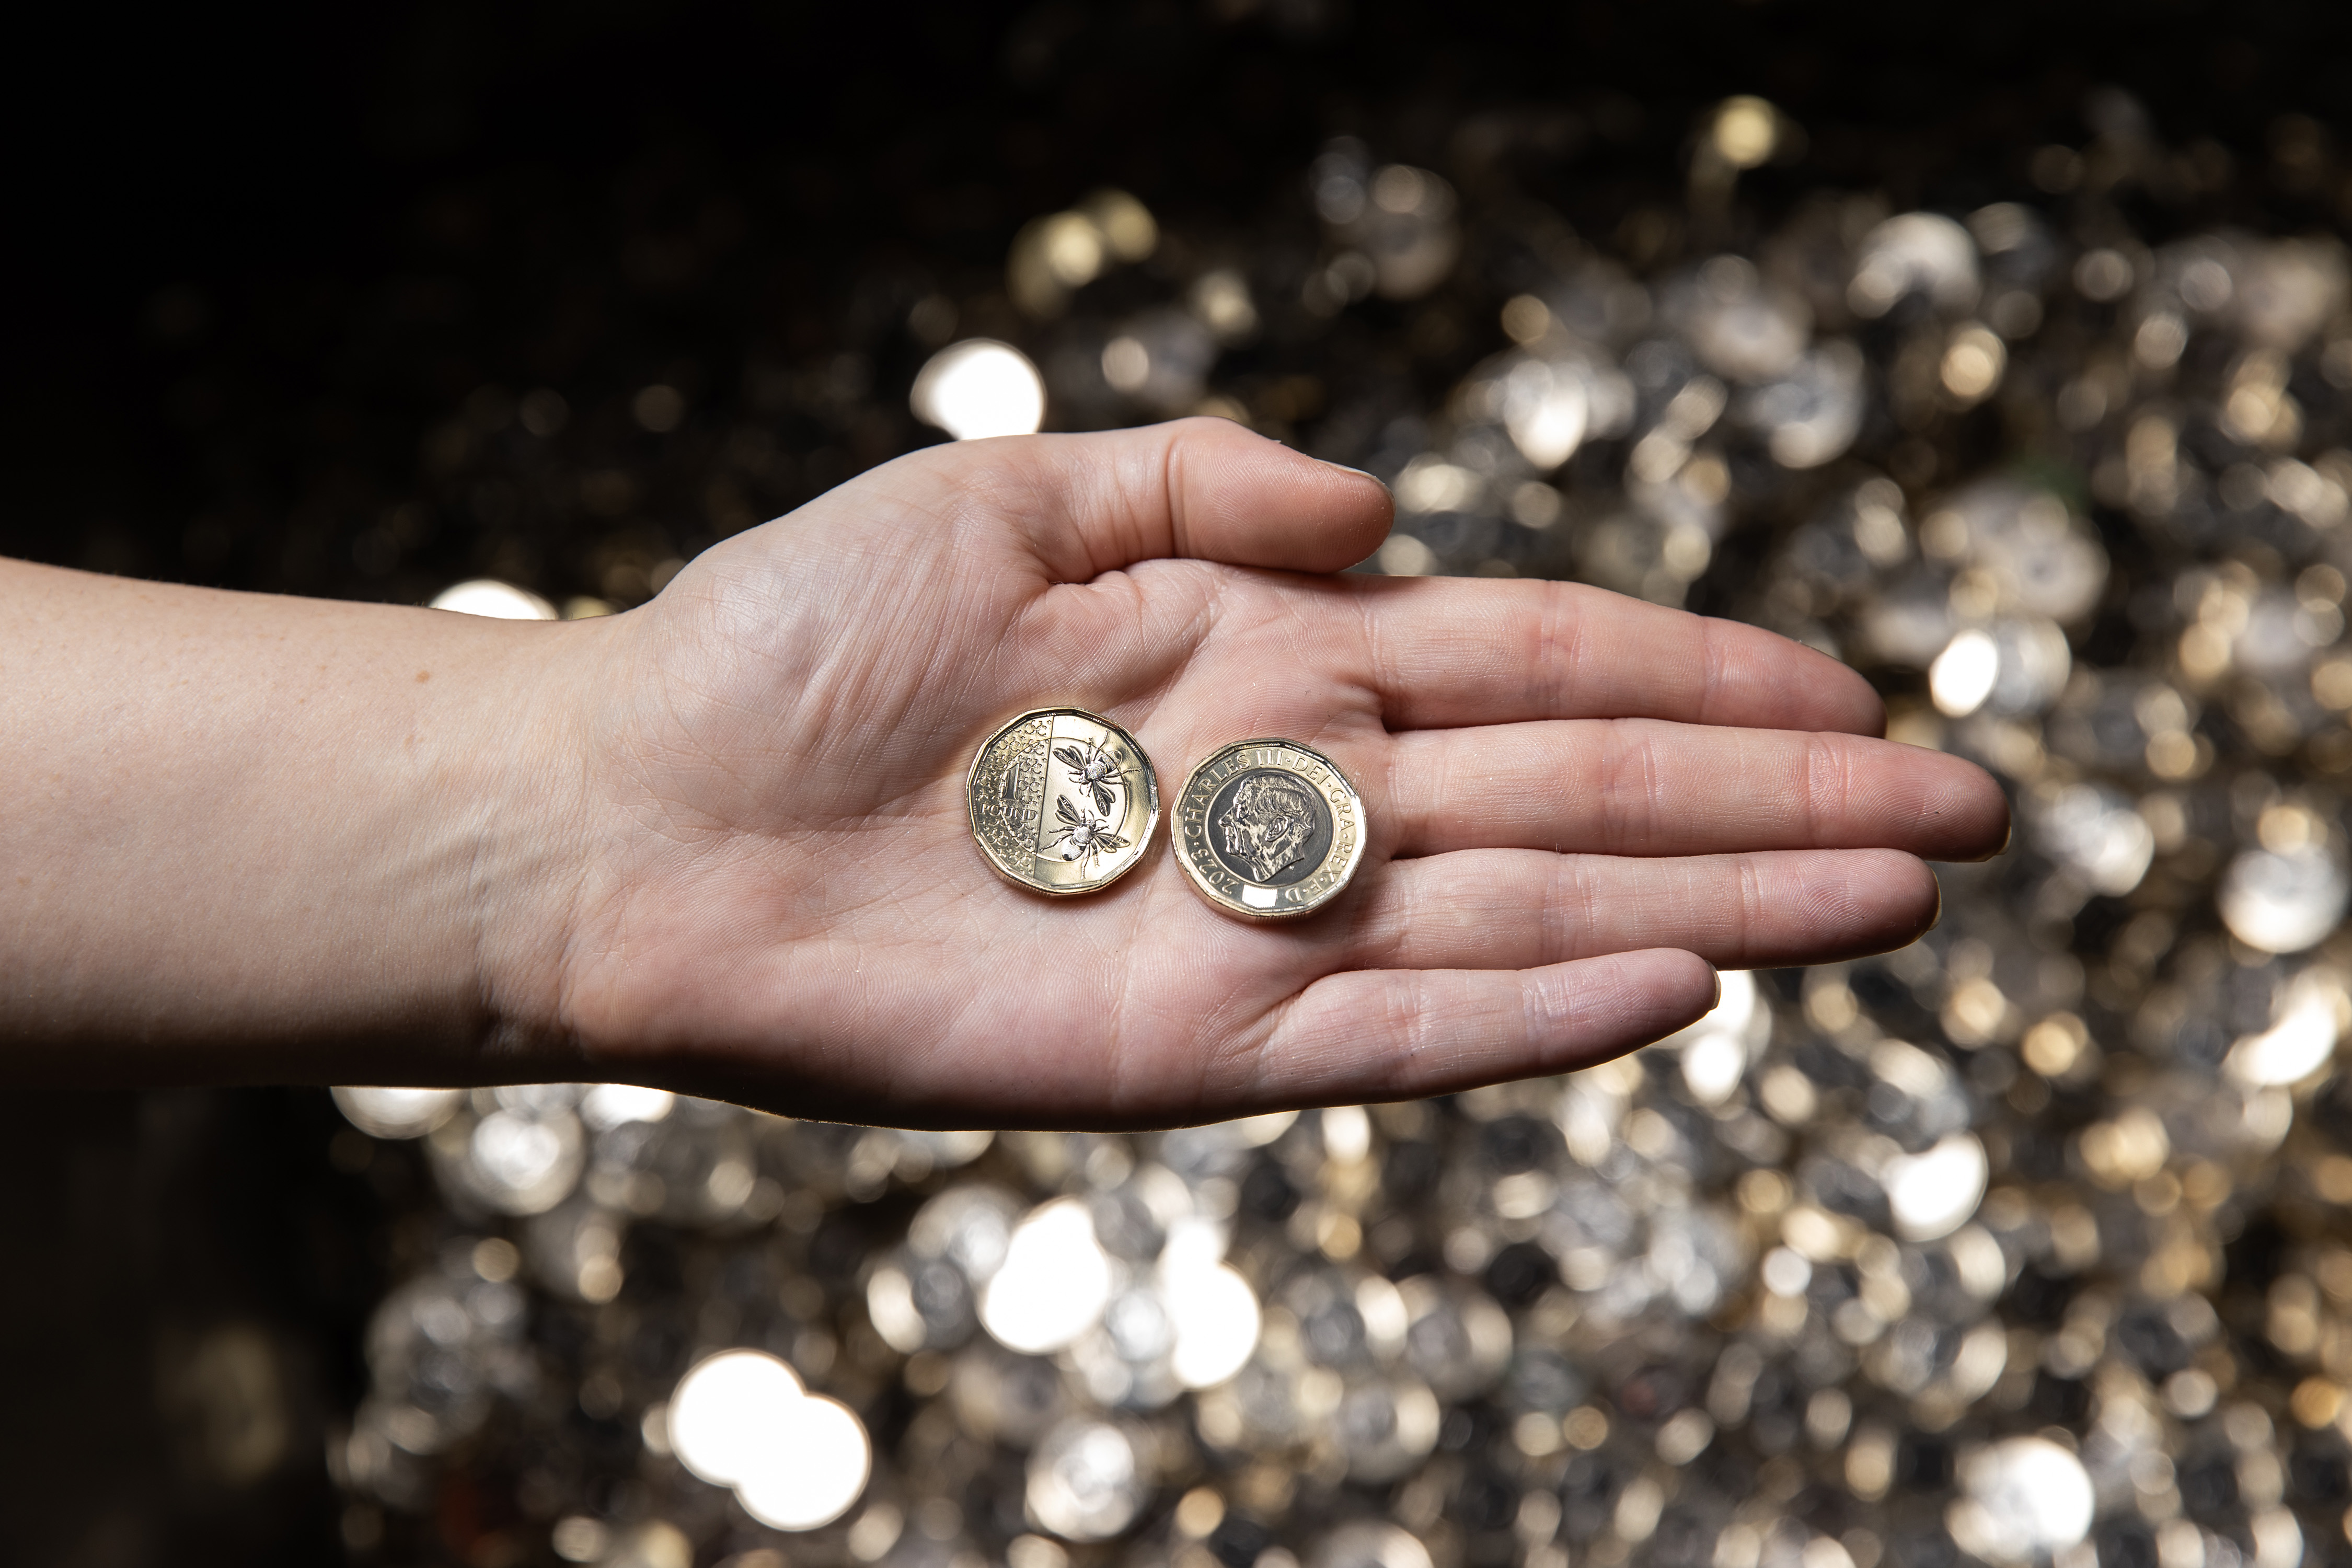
(525, 419, 2007, 1127)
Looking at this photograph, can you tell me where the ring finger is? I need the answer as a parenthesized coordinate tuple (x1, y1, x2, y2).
(1343, 846, 1941, 972)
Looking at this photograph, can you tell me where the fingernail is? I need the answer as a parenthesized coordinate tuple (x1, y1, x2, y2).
(1709, 964, 1723, 1009)
(1320, 459, 1392, 496)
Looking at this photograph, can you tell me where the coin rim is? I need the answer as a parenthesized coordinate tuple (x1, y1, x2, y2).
(965, 706, 1161, 897)
(1173, 736, 1368, 920)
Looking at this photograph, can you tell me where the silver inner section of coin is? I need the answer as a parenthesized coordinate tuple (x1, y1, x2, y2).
(1206, 768, 1335, 886)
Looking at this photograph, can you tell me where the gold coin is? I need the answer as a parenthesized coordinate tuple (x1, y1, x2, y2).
(966, 708, 1159, 895)
(1173, 738, 1367, 919)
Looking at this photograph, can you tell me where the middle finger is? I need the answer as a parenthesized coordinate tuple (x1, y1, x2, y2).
(1379, 718, 2008, 860)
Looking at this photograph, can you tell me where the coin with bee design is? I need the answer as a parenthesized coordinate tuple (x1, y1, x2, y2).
(1174, 738, 1367, 919)
(967, 708, 1160, 896)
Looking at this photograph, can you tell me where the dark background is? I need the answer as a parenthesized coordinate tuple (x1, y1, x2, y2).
(3, 3, 2348, 1563)
(11, 1, 2352, 596)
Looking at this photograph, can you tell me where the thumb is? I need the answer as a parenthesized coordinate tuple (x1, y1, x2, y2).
(962, 417, 1396, 582)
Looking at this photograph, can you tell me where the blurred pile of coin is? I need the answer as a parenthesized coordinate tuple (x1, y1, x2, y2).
(332, 93, 2352, 1568)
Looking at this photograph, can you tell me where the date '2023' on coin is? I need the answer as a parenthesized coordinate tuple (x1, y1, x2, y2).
(966, 708, 1160, 895)
(1174, 739, 1367, 919)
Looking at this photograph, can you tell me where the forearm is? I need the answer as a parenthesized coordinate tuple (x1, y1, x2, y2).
(0, 559, 586, 1084)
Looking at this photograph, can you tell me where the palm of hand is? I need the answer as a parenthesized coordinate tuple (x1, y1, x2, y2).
(547, 421, 2005, 1128)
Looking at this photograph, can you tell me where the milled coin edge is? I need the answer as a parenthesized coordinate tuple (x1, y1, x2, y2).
(1173, 736, 1367, 920)
(964, 706, 1161, 897)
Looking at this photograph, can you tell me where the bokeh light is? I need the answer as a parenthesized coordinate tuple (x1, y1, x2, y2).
(668, 1349, 871, 1530)
(981, 1197, 1113, 1354)
(909, 340, 1047, 440)
(1950, 1436, 2094, 1562)
(329, 1085, 463, 1139)
(1024, 1419, 1145, 1541)
(667, 1350, 803, 1488)
(428, 579, 558, 620)
(1930, 629, 2001, 717)
(731, 1394, 870, 1531)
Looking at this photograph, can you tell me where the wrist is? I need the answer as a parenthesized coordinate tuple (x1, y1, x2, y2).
(448, 615, 621, 1074)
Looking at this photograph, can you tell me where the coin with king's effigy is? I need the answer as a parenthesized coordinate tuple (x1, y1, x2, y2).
(1173, 738, 1367, 919)
(966, 708, 1160, 895)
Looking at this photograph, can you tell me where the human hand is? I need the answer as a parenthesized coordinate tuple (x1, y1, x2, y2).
(518, 418, 2007, 1127)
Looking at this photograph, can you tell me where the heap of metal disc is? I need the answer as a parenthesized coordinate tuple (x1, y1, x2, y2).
(331, 96, 2352, 1568)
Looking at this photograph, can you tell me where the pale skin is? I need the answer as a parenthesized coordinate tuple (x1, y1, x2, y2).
(0, 418, 2009, 1127)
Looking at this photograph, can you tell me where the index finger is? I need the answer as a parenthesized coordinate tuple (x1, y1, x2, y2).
(1351, 576, 1886, 735)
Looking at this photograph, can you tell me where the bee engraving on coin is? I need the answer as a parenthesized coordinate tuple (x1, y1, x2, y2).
(967, 708, 1158, 895)
(1054, 737, 1124, 819)
(1048, 793, 1130, 866)
(1174, 739, 1366, 918)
